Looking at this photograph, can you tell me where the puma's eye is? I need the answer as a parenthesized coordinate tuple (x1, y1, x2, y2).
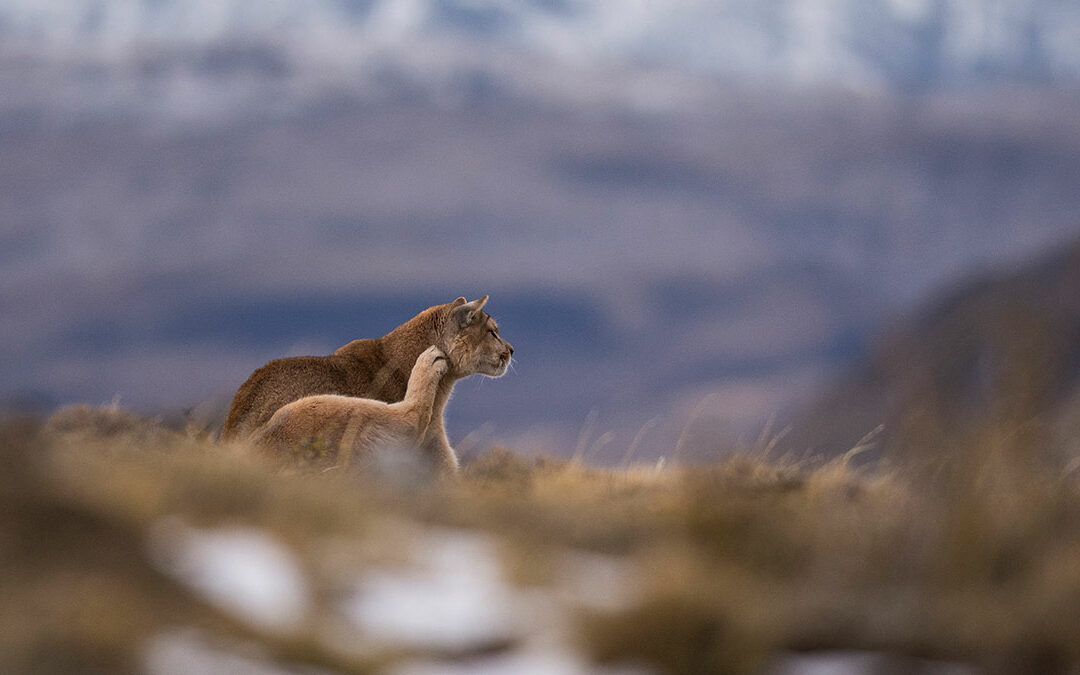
(488, 329, 498, 337)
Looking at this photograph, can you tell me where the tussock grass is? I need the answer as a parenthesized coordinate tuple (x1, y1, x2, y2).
(6, 406, 1080, 673)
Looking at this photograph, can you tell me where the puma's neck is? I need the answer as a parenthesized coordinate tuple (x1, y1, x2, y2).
(428, 373, 463, 429)
(379, 306, 443, 367)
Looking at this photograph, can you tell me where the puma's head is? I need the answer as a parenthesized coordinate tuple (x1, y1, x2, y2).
(440, 295, 514, 378)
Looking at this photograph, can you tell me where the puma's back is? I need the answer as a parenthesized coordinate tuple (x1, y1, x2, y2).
(220, 339, 408, 441)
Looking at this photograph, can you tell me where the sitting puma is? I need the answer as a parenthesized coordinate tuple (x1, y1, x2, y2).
(251, 346, 452, 473)
(220, 296, 513, 471)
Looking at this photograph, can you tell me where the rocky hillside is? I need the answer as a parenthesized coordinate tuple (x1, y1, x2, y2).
(790, 237, 1080, 462)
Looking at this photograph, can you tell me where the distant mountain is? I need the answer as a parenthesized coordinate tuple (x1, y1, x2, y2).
(790, 238, 1080, 462)
(2, 0, 1080, 97)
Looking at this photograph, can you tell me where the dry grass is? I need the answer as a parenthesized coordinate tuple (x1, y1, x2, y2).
(5, 405, 1080, 673)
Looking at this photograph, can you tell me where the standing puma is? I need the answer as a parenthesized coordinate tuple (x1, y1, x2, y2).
(251, 346, 453, 473)
(220, 296, 513, 470)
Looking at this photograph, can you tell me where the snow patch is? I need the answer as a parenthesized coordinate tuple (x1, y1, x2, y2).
(143, 629, 309, 675)
(392, 646, 654, 675)
(340, 522, 639, 652)
(767, 650, 980, 675)
(343, 527, 527, 651)
(147, 518, 311, 633)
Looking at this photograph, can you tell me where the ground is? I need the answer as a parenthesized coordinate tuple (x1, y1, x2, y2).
(4, 406, 1080, 674)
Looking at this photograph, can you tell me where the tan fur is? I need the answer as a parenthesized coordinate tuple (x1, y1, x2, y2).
(220, 296, 513, 469)
(251, 346, 454, 473)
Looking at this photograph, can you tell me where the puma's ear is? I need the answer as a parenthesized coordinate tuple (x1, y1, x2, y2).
(452, 295, 489, 327)
(452, 297, 466, 305)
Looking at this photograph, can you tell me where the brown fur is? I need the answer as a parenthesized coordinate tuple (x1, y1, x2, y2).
(251, 346, 454, 473)
(220, 296, 513, 468)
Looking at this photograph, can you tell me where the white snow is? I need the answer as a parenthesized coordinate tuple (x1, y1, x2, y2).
(340, 522, 642, 673)
(146, 518, 312, 633)
(0, 0, 1077, 91)
(393, 646, 654, 675)
(143, 629, 310, 675)
(767, 650, 980, 675)
(343, 527, 526, 651)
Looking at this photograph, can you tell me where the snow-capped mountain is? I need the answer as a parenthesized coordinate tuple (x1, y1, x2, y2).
(1, 0, 1078, 93)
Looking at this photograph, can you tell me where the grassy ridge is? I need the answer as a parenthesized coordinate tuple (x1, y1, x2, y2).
(5, 407, 1080, 673)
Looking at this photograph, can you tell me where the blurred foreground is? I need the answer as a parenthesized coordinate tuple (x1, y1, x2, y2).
(6, 406, 1080, 674)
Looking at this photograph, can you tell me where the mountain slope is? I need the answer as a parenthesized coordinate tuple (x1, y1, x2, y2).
(791, 237, 1080, 462)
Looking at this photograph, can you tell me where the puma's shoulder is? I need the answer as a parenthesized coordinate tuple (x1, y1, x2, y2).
(221, 354, 353, 440)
